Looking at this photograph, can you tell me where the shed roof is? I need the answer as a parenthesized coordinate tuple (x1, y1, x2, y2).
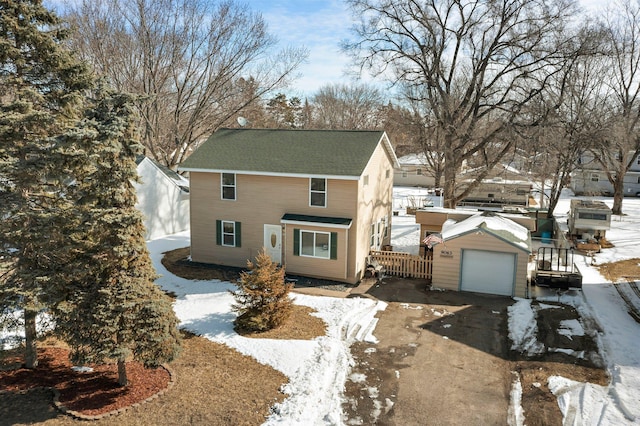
(179, 128, 399, 178)
(136, 155, 189, 192)
(441, 212, 531, 252)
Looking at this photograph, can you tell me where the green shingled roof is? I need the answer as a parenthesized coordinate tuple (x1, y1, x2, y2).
(179, 128, 389, 177)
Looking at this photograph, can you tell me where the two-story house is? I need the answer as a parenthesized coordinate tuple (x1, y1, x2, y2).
(571, 151, 640, 197)
(179, 128, 400, 284)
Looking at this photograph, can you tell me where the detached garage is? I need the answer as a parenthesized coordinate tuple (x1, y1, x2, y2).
(431, 212, 531, 298)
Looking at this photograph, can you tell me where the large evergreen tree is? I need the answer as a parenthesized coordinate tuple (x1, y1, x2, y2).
(54, 87, 181, 386)
(1, 1, 181, 381)
(0, 0, 93, 368)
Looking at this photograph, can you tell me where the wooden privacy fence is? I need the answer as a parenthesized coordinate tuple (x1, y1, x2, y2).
(369, 250, 432, 280)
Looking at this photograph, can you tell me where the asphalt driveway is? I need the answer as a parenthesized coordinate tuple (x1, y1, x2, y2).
(343, 278, 514, 425)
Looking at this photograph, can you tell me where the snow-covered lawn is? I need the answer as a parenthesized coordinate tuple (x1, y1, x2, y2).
(147, 235, 387, 425)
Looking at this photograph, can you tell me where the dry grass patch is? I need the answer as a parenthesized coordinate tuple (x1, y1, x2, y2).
(1, 247, 328, 425)
(10, 332, 290, 425)
(597, 258, 640, 282)
(236, 305, 327, 340)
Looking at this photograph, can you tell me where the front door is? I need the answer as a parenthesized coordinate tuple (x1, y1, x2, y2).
(263, 224, 282, 264)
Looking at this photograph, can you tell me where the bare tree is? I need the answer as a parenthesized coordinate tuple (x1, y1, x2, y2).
(311, 83, 384, 129)
(400, 84, 448, 187)
(521, 25, 609, 217)
(344, 0, 579, 208)
(63, 0, 307, 169)
(590, 0, 640, 214)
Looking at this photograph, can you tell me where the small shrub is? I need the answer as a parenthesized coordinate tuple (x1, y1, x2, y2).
(231, 250, 293, 333)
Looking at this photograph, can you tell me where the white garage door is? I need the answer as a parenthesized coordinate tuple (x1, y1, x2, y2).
(460, 250, 515, 296)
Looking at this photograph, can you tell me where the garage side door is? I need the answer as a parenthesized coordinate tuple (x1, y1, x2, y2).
(460, 249, 515, 296)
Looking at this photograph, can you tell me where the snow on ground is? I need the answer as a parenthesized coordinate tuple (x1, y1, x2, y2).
(510, 190, 640, 425)
(2, 186, 640, 425)
(147, 233, 387, 425)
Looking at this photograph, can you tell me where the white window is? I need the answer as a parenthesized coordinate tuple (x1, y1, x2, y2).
(300, 230, 330, 259)
(310, 178, 326, 207)
(370, 218, 386, 249)
(222, 221, 236, 246)
(590, 173, 599, 182)
(402, 170, 408, 178)
(216, 220, 241, 247)
(363, 175, 369, 186)
(370, 223, 376, 247)
(221, 173, 236, 200)
(416, 168, 422, 175)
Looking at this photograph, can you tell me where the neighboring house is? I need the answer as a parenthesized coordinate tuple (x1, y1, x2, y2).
(430, 212, 532, 298)
(134, 156, 190, 240)
(571, 151, 640, 196)
(179, 128, 400, 284)
(393, 153, 437, 187)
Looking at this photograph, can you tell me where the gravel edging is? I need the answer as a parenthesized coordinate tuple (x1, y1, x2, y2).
(43, 364, 175, 421)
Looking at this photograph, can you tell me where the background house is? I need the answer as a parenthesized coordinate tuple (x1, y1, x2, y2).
(134, 156, 190, 240)
(571, 151, 640, 196)
(393, 152, 437, 187)
(179, 128, 400, 284)
(430, 212, 532, 297)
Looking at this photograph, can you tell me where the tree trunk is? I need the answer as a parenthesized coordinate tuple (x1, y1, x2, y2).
(611, 176, 624, 215)
(24, 308, 38, 369)
(117, 358, 128, 386)
(443, 146, 458, 209)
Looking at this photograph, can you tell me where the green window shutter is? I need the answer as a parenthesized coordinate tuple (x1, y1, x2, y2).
(293, 228, 300, 256)
(216, 220, 221, 245)
(235, 221, 241, 247)
(330, 232, 338, 260)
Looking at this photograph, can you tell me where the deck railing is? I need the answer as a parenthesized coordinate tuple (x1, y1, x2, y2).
(369, 250, 432, 279)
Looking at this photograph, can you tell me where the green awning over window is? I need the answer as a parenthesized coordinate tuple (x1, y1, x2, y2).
(281, 213, 352, 229)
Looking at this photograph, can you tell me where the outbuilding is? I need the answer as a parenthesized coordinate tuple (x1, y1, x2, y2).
(431, 212, 532, 298)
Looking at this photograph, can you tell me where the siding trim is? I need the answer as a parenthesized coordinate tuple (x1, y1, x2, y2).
(179, 168, 361, 180)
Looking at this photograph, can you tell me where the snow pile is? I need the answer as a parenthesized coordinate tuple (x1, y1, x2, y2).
(508, 372, 525, 426)
(507, 298, 544, 356)
(557, 319, 584, 340)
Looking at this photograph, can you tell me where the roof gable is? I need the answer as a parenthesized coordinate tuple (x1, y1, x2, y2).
(441, 212, 531, 252)
(179, 128, 394, 177)
(137, 156, 189, 192)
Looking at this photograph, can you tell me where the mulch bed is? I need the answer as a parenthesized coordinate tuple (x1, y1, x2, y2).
(0, 346, 170, 417)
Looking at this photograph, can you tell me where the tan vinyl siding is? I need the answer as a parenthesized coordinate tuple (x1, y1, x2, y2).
(284, 225, 351, 282)
(189, 171, 358, 275)
(431, 232, 529, 298)
(354, 141, 395, 278)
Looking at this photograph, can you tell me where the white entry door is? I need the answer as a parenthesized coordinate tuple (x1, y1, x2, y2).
(263, 224, 282, 264)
